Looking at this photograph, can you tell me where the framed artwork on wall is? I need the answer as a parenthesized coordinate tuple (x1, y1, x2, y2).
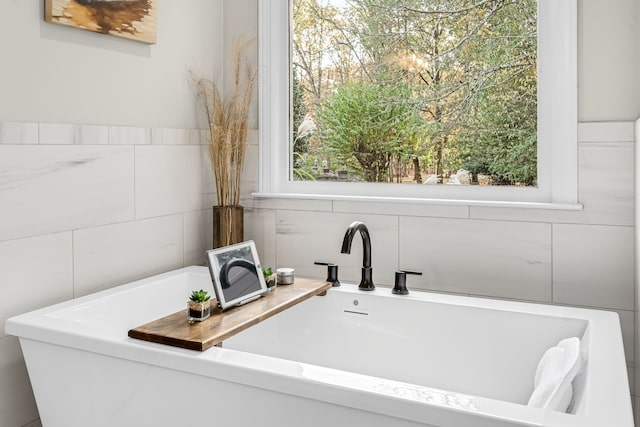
(44, 0, 157, 44)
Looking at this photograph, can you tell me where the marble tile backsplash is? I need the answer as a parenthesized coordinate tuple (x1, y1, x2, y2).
(0, 145, 135, 241)
(72, 215, 185, 297)
(399, 216, 552, 301)
(275, 210, 399, 285)
(0, 123, 208, 146)
(0, 121, 636, 426)
(0, 232, 73, 340)
(39, 123, 109, 145)
(0, 122, 38, 144)
(553, 223, 635, 311)
(0, 121, 216, 426)
(134, 145, 215, 219)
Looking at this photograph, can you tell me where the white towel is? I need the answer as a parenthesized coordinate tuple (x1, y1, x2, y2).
(527, 337, 582, 412)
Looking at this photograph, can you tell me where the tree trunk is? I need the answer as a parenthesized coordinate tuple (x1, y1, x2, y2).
(413, 157, 422, 183)
(436, 137, 444, 179)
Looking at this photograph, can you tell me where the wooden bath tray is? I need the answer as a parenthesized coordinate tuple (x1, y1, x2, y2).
(128, 278, 332, 351)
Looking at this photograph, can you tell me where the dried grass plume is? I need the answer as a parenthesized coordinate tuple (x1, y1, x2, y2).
(197, 39, 256, 207)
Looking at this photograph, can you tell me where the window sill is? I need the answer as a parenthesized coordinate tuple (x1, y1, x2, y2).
(251, 192, 584, 211)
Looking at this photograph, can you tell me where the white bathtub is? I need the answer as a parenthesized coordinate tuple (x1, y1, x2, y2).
(5, 266, 633, 427)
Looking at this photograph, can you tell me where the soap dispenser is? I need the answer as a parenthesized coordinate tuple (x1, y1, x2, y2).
(393, 270, 422, 295)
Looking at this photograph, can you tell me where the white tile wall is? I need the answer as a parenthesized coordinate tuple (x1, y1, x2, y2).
(0, 123, 212, 426)
(39, 123, 109, 145)
(153, 127, 204, 145)
(577, 142, 634, 225)
(184, 208, 213, 266)
(0, 233, 73, 339)
(73, 215, 185, 297)
(245, 208, 277, 269)
(553, 224, 634, 310)
(108, 126, 153, 145)
(0, 120, 635, 426)
(0, 122, 38, 144)
(244, 196, 333, 212)
(0, 145, 135, 241)
(399, 216, 552, 301)
(276, 210, 399, 285)
(135, 145, 215, 219)
(333, 200, 469, 219)
(578, 121, 635, 143)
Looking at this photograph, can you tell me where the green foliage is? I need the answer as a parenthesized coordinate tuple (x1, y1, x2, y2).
(189, 289, 211, 303)
(293, 0, 538, 186)
(262, 267, 273, 277)
(458, 16, 538, 186)
(318, 81, 426, 182)
(487, 131, 537, 185)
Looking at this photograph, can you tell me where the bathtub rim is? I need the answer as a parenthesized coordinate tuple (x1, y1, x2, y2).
(5, 266, 633, 427)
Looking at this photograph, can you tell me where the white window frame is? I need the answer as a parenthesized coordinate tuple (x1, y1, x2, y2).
(257, 0, 578, 208)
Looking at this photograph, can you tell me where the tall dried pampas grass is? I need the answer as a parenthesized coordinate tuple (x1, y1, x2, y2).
(197, 39, 256, 207)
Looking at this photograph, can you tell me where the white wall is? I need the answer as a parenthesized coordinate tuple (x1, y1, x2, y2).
(0, 0, 638, 426)
(0, 1, 220, 129)
(579, 0, 640, 121)
(0, 2, 220, 426)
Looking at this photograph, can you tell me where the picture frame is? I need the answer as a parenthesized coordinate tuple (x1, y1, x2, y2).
(44, 0, 157, 44)
(205, 241, 268, 311)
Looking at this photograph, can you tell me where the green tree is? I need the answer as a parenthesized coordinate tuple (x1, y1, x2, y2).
(461, 64, 537, 185)
(292, 0, 538, 186)
(318, 81, 425, 182)
(457, 0, 537, 184)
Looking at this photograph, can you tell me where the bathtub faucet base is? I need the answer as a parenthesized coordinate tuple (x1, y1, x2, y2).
(359, 266, 374, 291)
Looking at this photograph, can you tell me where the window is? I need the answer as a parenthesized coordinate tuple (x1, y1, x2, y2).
(258, 0, 577, 206)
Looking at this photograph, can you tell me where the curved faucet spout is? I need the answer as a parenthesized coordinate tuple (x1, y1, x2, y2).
(341, 221, 375, 290)
(341, 221, 372, 268)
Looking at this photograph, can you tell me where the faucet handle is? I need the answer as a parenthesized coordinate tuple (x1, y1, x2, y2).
(393, 270, 422, 295)
(314, 262, 341, 287)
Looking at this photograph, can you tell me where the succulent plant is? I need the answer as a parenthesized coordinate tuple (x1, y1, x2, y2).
(189, 289, 211, 303)
(262, 267, 273, 277)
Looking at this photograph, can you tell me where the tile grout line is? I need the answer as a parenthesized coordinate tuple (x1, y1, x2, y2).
(71, 230, 76, 299)
(397, 215, 401, 271)
(181, 213, 186, 267)
(133, 145, 137, 220)
(550, 223, 554, 303)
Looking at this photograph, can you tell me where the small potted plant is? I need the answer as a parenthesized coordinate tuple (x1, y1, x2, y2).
(263, 267, 276, 292)
(188, 289, 211, 323)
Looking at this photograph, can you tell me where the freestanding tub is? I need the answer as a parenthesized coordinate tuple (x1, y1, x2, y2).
(5, 266, 633, 427)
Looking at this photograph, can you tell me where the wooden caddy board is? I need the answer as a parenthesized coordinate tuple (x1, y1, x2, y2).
(128, 278, 332, 351)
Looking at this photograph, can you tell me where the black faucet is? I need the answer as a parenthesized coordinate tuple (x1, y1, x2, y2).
(341, 221, 375, 291)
